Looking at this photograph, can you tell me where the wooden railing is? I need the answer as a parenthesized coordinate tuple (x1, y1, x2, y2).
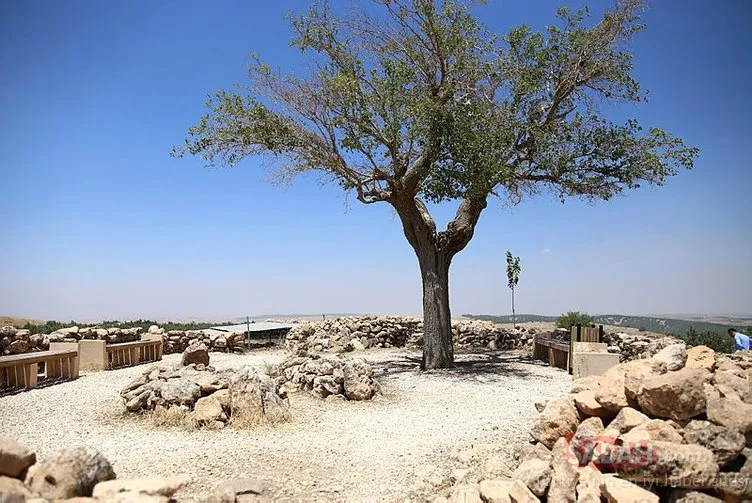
(106, 339, 163, 369)
(0, 350, 79, 391)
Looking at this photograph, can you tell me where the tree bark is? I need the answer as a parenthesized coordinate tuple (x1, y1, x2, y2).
(417, 244, 453, 369)
(391, 194, 488, 370)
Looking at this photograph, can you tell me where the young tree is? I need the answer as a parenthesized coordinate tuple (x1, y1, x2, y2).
(173, 0, 698, 369)
(506, 251, 521, 328)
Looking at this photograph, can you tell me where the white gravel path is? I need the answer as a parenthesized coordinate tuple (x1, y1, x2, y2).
(0, 348, 570, 502)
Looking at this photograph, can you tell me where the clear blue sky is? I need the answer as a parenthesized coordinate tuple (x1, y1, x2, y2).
(1, 0, 750, 321)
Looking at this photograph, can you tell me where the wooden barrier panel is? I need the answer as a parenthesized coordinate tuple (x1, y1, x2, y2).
(106, 339, 162, 369)
(0, 350, 79, 391)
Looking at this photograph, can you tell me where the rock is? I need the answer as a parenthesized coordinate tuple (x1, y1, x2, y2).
(342, 359, 377, 401)
(529, 396, 580, 449)
(479, 479, 514, 503)
(507, 479, 540, 503)
(705, 385, 752, 434)
(682, 420, 745, 468)
(449, 484, 482, 503)
(653, 343, 688, 371)
(25, 446, 115, 498)
(348, 338, 365, 351)
(712, 370, 747, 399)
(714, 472, 752, 501)
(573, 390, 612, 418)
(7, 340, 29, 354)
(615, 441, 718, 489)
(92, 475, 190, 498)
(194, 395, 227, 424)
(608, 407, 649, 434)
(600, 475, 658, 502)
(181, 342, 209, 367)
(548, 437, 579, 503)
(623, 359, 668, 404)
(637, 367, 709, 421)
(512, 443, 552, 468)
(571, 376, 600, 394)
(482, 457, 513, 480)
(686, 346, 716, 372)
(667, 490, 723, 502)
(211, 478, 267, 503)
(229, 366, 289, 424)
(570, 418, 605, 466)
(575, 467, 602, 503)
(160, 378, 201, 407)
(0, 476, 33, 498)
(511, 458, 551, 497)
(594, 365, 630, 411)
(621, 419, 683, 444)
(0, 437, 36, 478)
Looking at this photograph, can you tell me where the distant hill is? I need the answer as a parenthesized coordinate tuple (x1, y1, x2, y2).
(0, 316, 42, 327)
(464, 313, 749, 335)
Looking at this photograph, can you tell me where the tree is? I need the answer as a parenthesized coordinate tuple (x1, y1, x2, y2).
(173, 0, 698, 369)
(505, 251, 521, 328)
(556, 311, 594, 329)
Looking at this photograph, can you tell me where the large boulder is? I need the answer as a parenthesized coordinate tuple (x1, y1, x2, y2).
(653, 343, 687, 371)
(573, 390, 612, 418)
(25, 446, 115, 499)
(194, 395, 227, 424)
(620, 419, 683, 444)
(181, 341, 209, 367)
(229, 366, 289, 424)
(600, 475, 658, 503)
(615, 441, 718, 489)
(0, 437, 36, 479)
(529, 396, 581, 449)
(686, 346, 716, 372)
(575, 467, 602, 503)
(705, 385, 752, 434)
(548, 437, 579, 503)
(342, 359, 377, 401)
(0, 476, 34, 499)
(160, 378, 201, 407)
(512, 458, 551, 498)
(608, 407, 649, 434)
(637, 367, 709, 421)
(682, 420, 745, 468)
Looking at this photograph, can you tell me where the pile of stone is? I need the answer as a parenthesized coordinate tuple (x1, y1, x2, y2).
(161, 329, 246, 354)
(121, 344, 288, 428)
(602, 331, 683, 362)
(284, 316, 534, 354)
(0, 436, 268, 502)
(276, 354, 380, 401)
(0, 326, 47, 355)
(437, 344, 752, 502)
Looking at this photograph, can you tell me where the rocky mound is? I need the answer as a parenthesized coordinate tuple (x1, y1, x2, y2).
(285, 316, 535, 354)
(277, 354, 380, 401)
(603, 331, 683, 362)
(434, 345, 752, 502)
(0, 437, 267, 502)
(120, 362, 289, 428)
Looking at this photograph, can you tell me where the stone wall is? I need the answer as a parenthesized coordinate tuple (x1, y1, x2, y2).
(602, 331, 682, 362)
(0, 325, 247, 356)
(284, 315, 536, 354)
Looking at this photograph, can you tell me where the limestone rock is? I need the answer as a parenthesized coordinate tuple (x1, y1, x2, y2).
(608, 407, 649, 434)
(615, 441, 718, 489)
(478, 479, 514, 503)
(686, 346, 716, 372)
(92, 475, 190, 498)
(511, 458, 551, 497)
(623, 359, 668, 404)
(573, 390, 611, 418)
(653, 343, 687, 371)
(637, 367, 709, 421)
(194, 395, 227, 424)
(25, 446, 115, 498)
(621, 419, 683, 444)
(529, 396, 580, 449)
(211, 478, 266, 503)
(571, 376, 600, 394)
(507, 479, 540, 503)
(682, 420, 745, 468)
(593, 365, 629, 411)
(712, 370, 747, 399)
(600, 475, 658, 503)
(181, 342, 209, 367)
(0, 437, 36, 478)
(482, 457, 513, 480)
(160, 378, 201, 407)
(667, 490, 723, 502)
(547, 437, 579, 503)
(342, 359, 377, 401)
(0, 476, 33, 498)
(705, 385, 752, 434)
(449, 484, 482, 503)
(512, 443, 552, 468)
(575, 468, 602, 503)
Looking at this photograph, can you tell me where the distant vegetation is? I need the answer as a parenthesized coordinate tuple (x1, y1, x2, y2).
(19, 319, 236, 335)
(677, 327, 735, 354)
(555, 312, 595, 330)
(465, 313, 747, 336)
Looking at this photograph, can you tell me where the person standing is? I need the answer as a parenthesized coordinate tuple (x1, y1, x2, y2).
(728, 328, 751, 351)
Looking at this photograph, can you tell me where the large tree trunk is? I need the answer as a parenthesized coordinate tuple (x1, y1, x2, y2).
(392, 194, 488, 370)
(417, 244, 453, 369)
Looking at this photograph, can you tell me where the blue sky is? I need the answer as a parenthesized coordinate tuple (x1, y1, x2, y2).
(1, 0, 750, 321)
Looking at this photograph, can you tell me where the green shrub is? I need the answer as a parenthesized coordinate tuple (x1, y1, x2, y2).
(555, 311, 594, 330)
(677, 327, 735, 354)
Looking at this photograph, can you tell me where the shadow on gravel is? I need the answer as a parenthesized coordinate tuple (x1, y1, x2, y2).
(373, 351, 564, 383)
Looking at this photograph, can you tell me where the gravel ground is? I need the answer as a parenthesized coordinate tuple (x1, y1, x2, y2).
(0, 348, 570, 502)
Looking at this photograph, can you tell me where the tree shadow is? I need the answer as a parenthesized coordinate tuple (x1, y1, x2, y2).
(373, 349, 567, 384)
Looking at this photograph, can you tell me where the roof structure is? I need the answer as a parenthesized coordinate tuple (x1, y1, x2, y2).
(206, 322, 295, 334)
